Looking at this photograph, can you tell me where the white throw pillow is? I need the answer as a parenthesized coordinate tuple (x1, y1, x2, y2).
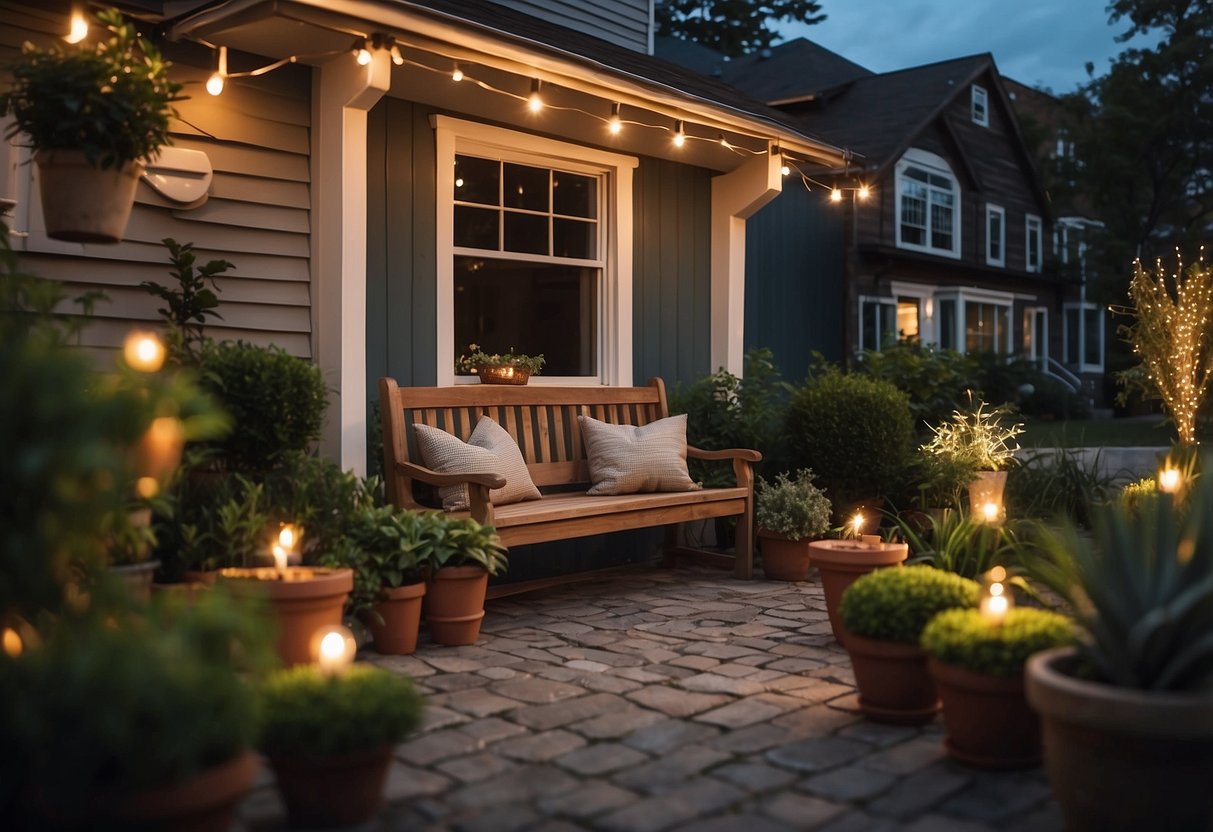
(578, 414, 700, 496)
(413, 416, 541, 510)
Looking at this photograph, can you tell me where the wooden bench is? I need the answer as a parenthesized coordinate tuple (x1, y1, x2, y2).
(379, 377, 760, 595)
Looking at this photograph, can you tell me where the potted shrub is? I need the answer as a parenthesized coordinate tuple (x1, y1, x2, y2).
(421, 514, 508, 645)
(921, 398, 1023, 522)
(455, 343, 544, 385)
(921, 606, 1074, 768)
(322, 505, 428, 654)
(839, 565, 979, 724)
(755, 469, 831, 580)
(0, 7, 181, 242)
(1024, 464, 1213, 831)
(258, 664, 424, 828)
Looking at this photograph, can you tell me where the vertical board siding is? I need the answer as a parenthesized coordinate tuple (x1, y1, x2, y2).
(1, 5, 313, 358)
(488, 0, 650, 53)
(745, 186, 845, 374)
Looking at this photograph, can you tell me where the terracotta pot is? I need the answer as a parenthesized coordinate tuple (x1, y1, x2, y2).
(112, 750, 257, 832)
(35, 150, 143, 243)
(425, 565, 489, 646)
(218, 567, 353, 666)
(930, 658, 1041, 769)
(845, 631, 939, 724)
(269, 745, 393, 828)
(109, 559, 161, 602)
(758, 530, 814, 581)
(369, 581, 426, 654)
(808, 539, 908, 644)
(1027, 646, 1213, 831)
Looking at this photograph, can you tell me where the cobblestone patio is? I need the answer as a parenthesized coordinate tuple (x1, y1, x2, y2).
(240, 567, 1062, 831)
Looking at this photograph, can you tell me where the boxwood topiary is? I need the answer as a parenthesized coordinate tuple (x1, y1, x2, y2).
(921, 607, 1076, 677)
(785, 368, 914, 512)
(258, 665, 423, 760)
(841, 565, 979, 644)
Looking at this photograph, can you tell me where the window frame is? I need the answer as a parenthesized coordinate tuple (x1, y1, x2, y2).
(1025, 213, 1043, 273)
(1063, 301, 1105, 372)
(971, 85, 989, 127)
(434, 115, 637, 386)
(858, 295, 897, 352)
(934, 287, 1015, 355)
(894, 148, 962, 260)
(1023, 305, 1048, 367)
(986, 204, 1005, 267)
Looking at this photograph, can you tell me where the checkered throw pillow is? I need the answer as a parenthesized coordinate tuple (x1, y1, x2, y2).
(413, 416, 541, 510)
(578, 413, 701, 495)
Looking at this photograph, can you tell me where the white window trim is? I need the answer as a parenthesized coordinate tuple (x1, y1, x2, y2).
(889, 281, 938, 346)
(858, 295, 896, 351)
(433, 115, 637, 386)
(971, 85, 989, 127)
(934, 287, 1015, 355)
(1025, 213, 1043, 273)
(894, 148, 961, 260)
(1063, 301, 1104, 373)
(986, 204, 1005, 267)
(1024, 305, 1048, 366)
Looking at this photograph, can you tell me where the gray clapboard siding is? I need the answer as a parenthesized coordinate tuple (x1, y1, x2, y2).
(488, 0, 650, 52)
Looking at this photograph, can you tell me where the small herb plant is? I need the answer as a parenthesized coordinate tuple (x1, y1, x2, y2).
(140, 238, 232, 359)
(455, 344, 544, 375)
(921, 607, 1075, 677)
(421, 514, 508, 576)
(0, 7, 182, 169)
(756, 469, 832, 541)
(320, 505, 428, 621)
(257, 665, 423, 760)
(841, 565, 979, 644)
(921, 397, 1024, 472)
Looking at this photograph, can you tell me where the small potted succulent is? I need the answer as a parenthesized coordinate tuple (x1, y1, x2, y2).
(755, 469, 832, 581)
(839, 565, 979, 724)
(322, 505, 428, 655)
(258, 664, 424, 828)
(921, 398, 1023, 522)
(1023, 461, 1213, 831)
(922, 605, 1074, 768)
(421, 513, 508, 645)
(0, 7, 182, 242)
(455, 343, 545, 385)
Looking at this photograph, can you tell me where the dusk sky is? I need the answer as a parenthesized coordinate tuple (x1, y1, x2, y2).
(777, 0, 1147, 94)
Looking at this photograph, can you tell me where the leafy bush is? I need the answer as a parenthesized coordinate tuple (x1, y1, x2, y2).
(785, 368, 914, 513)
(258, 665, 423, 759)
(856, 341, 979, 432)
(840, 565, 979, 643)
(921, 398, 1023, 472)
(319, 504, 428, 621)
(1120, 477, 1157, 514)
(421, 514, 508, 576)
(896, 509, 1018, 579)
(756, 469, 832, 541)
(1005, 448, 1115, 528)
(198, 340, 327, 471)
(921, 607, 1075, 676)
(671, 348, 792, 485)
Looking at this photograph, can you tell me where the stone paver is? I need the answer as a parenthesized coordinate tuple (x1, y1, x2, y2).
(238, 567, 1060, 830)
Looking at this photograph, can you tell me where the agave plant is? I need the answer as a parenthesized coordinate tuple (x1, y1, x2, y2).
(895, 508, 1017, 580)
(1024, 457, 1213, 692)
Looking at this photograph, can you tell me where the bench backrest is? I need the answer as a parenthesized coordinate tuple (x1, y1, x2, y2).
(379, 377, 671, 509)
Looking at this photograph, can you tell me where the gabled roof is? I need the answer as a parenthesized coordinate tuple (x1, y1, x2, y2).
(719, 38, 873, 105)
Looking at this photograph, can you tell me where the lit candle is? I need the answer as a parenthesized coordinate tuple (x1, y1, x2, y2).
(135, 417, 184, 482)
(2, 627, 22, 658)
(271, 544, 288, 574)
(278, 524, 299, 552)
(123, 331, 166, 373)
(313, 624, 356, 674)
(981, 501, 1001, 523)
(850, 511, 864, 539)
(979, 566, 1013, 625)
(1158, 467, 1182, 494)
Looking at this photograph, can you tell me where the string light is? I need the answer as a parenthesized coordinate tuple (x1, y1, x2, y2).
(527, 78, 544, 112)
(65, 4, 88, 44)
(206, 45, 227, 96)
(857, 184, 870, 200)
(354, 38, 372, 66)
(389, 43, 404, 66)
(830, 188, 842, 202)
(607, 103, 623, 135)
(451, 64, 464, 82)
(673, 119, 686, 148)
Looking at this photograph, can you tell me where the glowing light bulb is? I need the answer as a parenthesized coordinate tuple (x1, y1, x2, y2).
(123, 331, 166, 372)
(451, 65, 464, 82)
(781, 164, 791, 176)
(206, 72, 224, 96)
(356, 45, 372, 65)
(527, 79, 544, 112)
(607, 103, 622, 135)
(2, 627, 22, 658)
(673, 120, 686, 148)
(830, 188, 842, 203)
(65, 7, 88, 43)
(858, 185, 871, 200)
(278, 524, 298, 552)
(135, 476, 159, 499)
(389, 44, 404, 66)
(313, 625, 356, 674)
(1159, 467, 1182, 494)
(980, 566, 1013, 625)
(850, 511, 864, 537)
(981, 501, 1000, 522)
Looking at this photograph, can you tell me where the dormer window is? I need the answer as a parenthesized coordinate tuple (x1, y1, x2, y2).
(971, 85, 989, 127)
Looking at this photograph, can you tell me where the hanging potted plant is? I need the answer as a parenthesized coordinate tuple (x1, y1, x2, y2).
(322, 505, 428, 655)
(258, 664, 424, 828)
(1023, 463, 1213, 831)
(920, 398, 1023, 524)
(0, 7, 182, 243)
(755, 469, 832, 581)
(839, 565, 978, 724)
(922, 604, 1074, 768)
(421, 514, 508, 645)
(455, 343, 545, 385)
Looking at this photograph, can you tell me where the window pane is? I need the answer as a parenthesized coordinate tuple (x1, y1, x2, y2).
(989, 211, 1002, 260)
(455, 155, 499, 206)
(1023, 308, 1035, 358)
(904, 167, 929, 184)
(553, 171, 597, 219)
(504, 211, 548, 255)
(966, 302, 996, 352)
(503, 163, 549, 212)
(997, 306, 1011, 354)
(897, 298, 920, 340)
(553, 218, 595, 260)
(454, 205, 499, 250)
(931, 195, 953, 251)
(454, 255, 598, 376)
(1084, 308, 1102, 365)
(939, 300, 956, 350)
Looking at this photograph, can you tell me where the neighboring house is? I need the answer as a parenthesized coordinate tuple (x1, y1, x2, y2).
(2, 0, 849, 478)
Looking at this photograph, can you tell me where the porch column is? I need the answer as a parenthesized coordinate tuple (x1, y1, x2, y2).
(710, 148, 782, 377)
(312, 50, 390, 475)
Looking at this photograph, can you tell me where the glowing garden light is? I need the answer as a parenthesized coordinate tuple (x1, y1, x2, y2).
(312, 624, 356, 674)
(979, 566, 1013, 625)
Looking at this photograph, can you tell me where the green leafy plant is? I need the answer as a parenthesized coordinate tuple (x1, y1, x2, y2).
(785, 367, 915, 514)
(418, 514, 508, 576)
(840, 565, 979, 644)
(1019, 460, 1213, 691)
(921, 607, 1076, 677)
(856, 340, 979, 433)
(0, 7, 182, 169)
(319, 504, 428, 621)
(140, 238, 232, 359)
(257, 665, 423, 759)
(922, 398, 1024, 472)
(455, 343, 544, 375)
(1005, 448, 1115, 528)
(1119, 476, 1158, 514)
(895, 509, 1018, 580)
(755, 469, 831, 541)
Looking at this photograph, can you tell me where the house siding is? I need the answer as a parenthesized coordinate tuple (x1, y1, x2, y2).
(488, 0, 651, 53)
(1, 5, 314, 358)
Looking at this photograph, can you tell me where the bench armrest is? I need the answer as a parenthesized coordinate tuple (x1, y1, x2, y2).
(687, 445, 763, 464)
(395, 461, 507, 490)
